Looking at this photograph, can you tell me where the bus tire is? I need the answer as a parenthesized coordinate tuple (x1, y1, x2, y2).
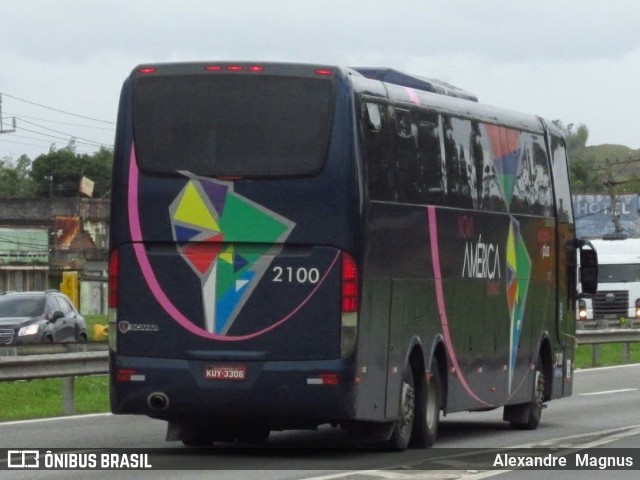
(504, 358, 545, 430)
(411, 359, 440, 448)
(386, 368, 415, 450)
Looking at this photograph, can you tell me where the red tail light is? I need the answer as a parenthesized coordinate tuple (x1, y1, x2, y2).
(318, 373, 339, 385)
(341, 253, 358, 312)
(108, 249, 119, 308)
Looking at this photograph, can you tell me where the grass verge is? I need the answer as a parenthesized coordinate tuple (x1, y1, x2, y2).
(0, 375, 109, 422)
(575, 342, 640, 369)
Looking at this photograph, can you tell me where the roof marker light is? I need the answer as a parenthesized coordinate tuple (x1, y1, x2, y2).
(139, 67, 156, 75)
(314, 68, 334, 76)
(248, 65, 264, 72)
(226, 65, 244, 71)
(205, 65, 222, 71)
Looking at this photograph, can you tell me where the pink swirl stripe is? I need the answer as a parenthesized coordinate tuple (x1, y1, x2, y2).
(427, 206, 493, 407)
(127, 146, 339, 341)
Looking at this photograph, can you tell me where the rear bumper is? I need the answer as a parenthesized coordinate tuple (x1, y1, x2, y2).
(110, 353, 357, 426)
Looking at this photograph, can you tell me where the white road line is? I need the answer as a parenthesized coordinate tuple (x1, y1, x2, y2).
(575, 362, 640, 373)
(579, 388, 638, 396)
(0, 413, 111, 427)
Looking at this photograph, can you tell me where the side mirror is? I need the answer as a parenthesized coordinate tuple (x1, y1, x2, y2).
(49, 310, 65, 322)
(578, 240, 598, 297)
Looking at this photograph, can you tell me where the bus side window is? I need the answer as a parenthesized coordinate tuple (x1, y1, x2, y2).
(550, 135, 573, 222)
(512, 133, 553, 216)
(442, 115, 473, 209)
(393, 107, 417, 203)
(361, 100, 394, 201)
(365, 103, 382, 131)
(417, 113, 445, 205)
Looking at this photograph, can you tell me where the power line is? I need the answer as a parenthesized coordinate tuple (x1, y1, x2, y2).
(0, 138, 56, 150)
(15, 118, 111, 147)
(12, 124, 109, 149)
(2, 112, 115, 131)
(0, 92, 115, 125)
(3, 134, 100, 153)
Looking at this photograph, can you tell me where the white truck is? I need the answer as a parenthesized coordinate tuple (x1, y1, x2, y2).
(578, 236, 640, 323)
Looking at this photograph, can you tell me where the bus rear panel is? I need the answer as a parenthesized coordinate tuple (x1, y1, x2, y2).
(109, 63, 362, 428)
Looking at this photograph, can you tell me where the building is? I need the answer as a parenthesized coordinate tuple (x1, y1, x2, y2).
(0, 197, 109, 313)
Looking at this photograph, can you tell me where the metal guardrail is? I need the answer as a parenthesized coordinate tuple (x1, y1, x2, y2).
(0, 351, 108, 381)
(576, 327, 640, 367)
(0, 343, 108, 357)
(576, 328, 640, 345)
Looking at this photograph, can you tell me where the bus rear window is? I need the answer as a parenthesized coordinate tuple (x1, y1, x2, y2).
(133, 74, 334, 177)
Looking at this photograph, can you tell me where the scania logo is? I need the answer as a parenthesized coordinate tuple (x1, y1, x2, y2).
(118, 321, 159, 333)
(605, 293, 616, 303)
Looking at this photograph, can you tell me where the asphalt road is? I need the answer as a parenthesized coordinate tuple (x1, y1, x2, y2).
(1, 363, 640, 479)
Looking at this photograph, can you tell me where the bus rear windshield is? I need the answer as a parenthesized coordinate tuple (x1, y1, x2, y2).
(132, 74, 334, 177)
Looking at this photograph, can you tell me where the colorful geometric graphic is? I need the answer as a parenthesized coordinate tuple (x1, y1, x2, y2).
(169, 174, 295, 335)
(506, 217, 532, 392)
(485, 125, 521, 208)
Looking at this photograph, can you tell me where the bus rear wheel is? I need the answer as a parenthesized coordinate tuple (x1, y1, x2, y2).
(504, 358, 545, 430)
(411, 359, 440, 448)
(386, 368, 415, 450)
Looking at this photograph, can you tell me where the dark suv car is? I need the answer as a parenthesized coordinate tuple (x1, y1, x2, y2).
(0, 291, 88, 345)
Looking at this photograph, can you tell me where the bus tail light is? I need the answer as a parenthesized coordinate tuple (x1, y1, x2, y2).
(108, 249, 119, 308)
(341, 253, 358, 312)
(116, 369, 146, 382)
(108, 249, 119, 352)
(307, 373, 339, 385)
(341, 253, 359, 357)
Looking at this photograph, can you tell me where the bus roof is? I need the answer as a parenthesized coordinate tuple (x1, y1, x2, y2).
(351, 67, 478, 102)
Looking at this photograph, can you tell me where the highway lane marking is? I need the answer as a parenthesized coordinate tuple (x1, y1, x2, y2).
(0, 412, 112, 427)
(575, 362, 640, 372)
(579, 388, 638, 396)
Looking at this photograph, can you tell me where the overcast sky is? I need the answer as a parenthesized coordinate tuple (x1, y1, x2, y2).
(1, 0, 640, 160)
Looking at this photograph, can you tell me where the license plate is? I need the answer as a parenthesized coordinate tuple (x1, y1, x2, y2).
(204, 365, 246, 381)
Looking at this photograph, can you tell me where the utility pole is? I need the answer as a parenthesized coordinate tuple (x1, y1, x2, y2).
(0, 94, 17, 134)
(599, 157, 640, 235)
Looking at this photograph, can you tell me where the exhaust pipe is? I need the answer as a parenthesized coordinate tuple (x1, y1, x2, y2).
(147, 392, 170, 411)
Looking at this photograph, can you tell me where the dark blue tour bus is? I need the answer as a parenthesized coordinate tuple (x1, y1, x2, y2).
(108, 62, 597, 448)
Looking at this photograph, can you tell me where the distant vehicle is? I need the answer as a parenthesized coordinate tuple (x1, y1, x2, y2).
(0, 291, 87, 345)
(109, 62, 597, 449)
(578, 236, 640, 323)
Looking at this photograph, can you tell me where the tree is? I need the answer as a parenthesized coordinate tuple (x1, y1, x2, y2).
(30, 147, 113, 198)
(0, 154, 37, 198)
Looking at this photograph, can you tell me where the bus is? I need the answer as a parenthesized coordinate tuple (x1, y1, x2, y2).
(578, 235, 639, 324)
(108, 62, 598, 449)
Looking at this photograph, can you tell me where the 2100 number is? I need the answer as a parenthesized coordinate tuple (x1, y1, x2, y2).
(272, 266, 320, 284)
